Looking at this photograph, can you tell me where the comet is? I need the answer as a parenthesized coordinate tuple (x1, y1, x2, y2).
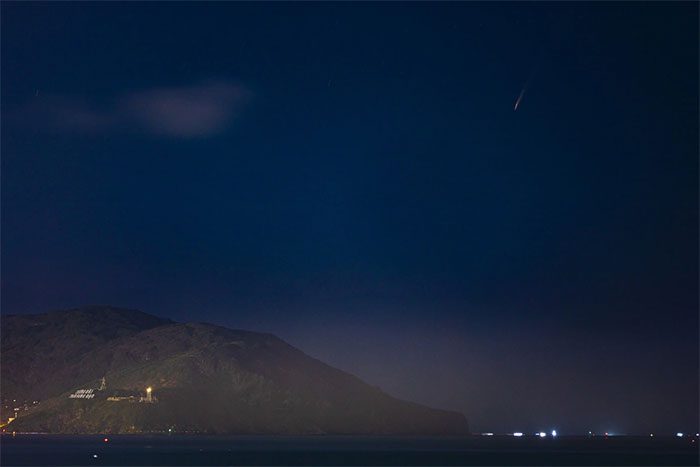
(514, 68, 537, 111)
(513, 87, 526, 111)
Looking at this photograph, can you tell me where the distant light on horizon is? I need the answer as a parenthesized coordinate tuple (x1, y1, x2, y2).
(538, 432, 547, 438)
(481, 432, 494, 436)
(676, 433, 683, 438)
(513, 432, 523, 437)
(551, 430, 557, 437)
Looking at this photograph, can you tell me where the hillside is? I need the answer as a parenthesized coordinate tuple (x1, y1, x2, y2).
(1, 306, 172, 401)
(0, 307, 468, 435)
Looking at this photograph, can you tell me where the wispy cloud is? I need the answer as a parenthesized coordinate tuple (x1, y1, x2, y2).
(122, 82, 249, 137)
(20, 81, 250, 138)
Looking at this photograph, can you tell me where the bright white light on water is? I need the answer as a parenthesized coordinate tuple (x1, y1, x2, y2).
(676, 433, 683, 438)
(551, 430, 557, 437)
(539, 432, 547, 438)
(513, 432, 523, 437)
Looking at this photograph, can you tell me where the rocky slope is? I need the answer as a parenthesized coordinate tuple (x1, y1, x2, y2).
(1, 307, 468, 435)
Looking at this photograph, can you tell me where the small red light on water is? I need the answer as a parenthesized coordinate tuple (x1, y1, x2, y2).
(103, 438, 109, 442)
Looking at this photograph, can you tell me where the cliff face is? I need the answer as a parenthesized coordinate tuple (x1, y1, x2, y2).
(1, 307, 468, 435)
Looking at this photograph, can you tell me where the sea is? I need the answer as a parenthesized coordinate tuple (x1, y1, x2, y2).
(1, 434, 697, 466)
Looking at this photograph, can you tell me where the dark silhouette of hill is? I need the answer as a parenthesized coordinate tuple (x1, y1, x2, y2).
(1, 307, 468, 435)
(1, 306, 172, 401)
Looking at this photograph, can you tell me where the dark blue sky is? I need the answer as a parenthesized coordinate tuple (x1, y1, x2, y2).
(2, 3, 697, 434)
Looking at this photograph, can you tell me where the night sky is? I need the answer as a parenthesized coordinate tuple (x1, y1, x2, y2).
(2, 3, 698, 434)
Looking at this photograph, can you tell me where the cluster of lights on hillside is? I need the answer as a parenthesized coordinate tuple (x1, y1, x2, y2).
(481, 430, 558, 437)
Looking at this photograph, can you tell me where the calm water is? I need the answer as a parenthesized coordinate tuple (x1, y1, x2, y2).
(1, 434, 697, 466)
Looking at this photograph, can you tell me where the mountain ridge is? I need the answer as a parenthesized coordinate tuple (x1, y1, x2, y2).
(1, 306, 469, 435)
